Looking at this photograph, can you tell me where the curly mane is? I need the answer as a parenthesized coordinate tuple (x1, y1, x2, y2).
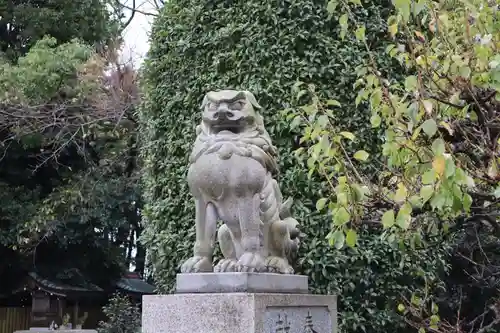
(188, 112, 279, 175)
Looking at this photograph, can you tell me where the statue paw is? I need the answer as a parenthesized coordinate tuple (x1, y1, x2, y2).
(264, 256, 294, 274)
(214, 259, 238, 272)
(180, 256, 213, 273)
(235, 252, 266, 272)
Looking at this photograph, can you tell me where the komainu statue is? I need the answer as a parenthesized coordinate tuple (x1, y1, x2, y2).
(180, 90, 301, 274)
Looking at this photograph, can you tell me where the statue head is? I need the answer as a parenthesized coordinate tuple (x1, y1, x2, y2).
(200, 90, 264, 135)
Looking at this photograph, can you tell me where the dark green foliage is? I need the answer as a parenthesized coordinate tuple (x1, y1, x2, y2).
(0, 1, 143, 293)
(98, 293, 141, 333)
(0, 0, 119, 61)
(140, 1, 446, 332)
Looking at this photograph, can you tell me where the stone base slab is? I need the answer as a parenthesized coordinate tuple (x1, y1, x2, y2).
(175, 272, 308, 294)
(142, 293, 337, 333)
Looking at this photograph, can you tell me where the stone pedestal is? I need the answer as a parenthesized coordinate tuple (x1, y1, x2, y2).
(16, 330, 96, 333)
(142, 273, 337, 333)
(175, 272, 309, 294)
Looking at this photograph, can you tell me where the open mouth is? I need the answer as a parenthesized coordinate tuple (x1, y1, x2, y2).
(210, 118, 246, 134)
(211, 124, 243, 134)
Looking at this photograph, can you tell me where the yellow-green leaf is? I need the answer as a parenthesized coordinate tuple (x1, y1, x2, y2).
(389, 23, 398, 37)
(340, 131, 355, 141)
(445, 158, 456, 178)
(316, 198, 327, 211)
(326, 99, 341, 107)
(355, 26, 366, 41)
(432, 155, 446, 176)
(404, 75, 418, 91)
(420, 185, 434, 203)
(422, 119, 437, 137)
(422, 100, 433, 115)
(430, 192, 446, 210)
(354, 150, 369, 161)
(394, 183, 408, 203)
(339, 13, 348, 40)
(333, 207, 350, 225)
(326, 0, 338, 14)
(431, 138, 445, 155)
(382, 209, 395, 228)
(337, 192, 348, 206)
(396, 203, 412, 229)
(371, 114, 381, 128)
(330, 230, 345, 249)
(422, 169, 436, 184)
(463, 193, 472, 212)
(345, 229, 358, 247)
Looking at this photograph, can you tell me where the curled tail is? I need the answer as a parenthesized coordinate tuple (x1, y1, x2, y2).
(278, 198, 301, 264)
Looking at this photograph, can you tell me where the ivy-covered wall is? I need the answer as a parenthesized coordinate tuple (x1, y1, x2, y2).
(140, 1, 448, 332)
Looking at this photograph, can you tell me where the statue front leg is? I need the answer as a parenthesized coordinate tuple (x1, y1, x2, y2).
(214, 224, 239, 272)
(236, 194, 265, 272)
(180, 200, 217, 273)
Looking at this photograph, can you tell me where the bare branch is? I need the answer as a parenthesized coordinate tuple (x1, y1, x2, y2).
(122, 0, 137, 29)
(119, 1, 158, 17)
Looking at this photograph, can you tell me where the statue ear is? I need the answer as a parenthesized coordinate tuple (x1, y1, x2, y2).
(200, 93, 209, 110)
(243, 91, 261, 109)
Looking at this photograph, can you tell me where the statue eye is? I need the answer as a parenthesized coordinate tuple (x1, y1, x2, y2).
(207, 102, 218, 111)
(230, 101, 244, 110)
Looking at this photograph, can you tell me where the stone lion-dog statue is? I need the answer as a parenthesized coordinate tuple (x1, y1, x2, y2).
(180, 90, 301, 274)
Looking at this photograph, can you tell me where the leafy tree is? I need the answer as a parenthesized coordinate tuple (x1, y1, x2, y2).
(0, 0, 120, 62)
(98, 293, 141, 333)
(289, 0, 499, 331)
(0, 1, 145, 293)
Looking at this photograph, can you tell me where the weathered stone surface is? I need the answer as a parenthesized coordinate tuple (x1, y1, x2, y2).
(180, 90, 302, 275)
(14, 327, 97, 333)
(142, 293, 337, 333)
(175, 272, 308, 294)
